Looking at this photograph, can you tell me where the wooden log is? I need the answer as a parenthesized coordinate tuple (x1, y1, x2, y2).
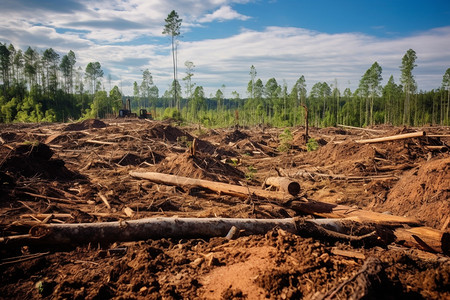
(129, 171, 293, 201)
(264, 177, 300, 195)
(24, 217, 380, 246)
(337, 124, 382, 133)
(28, 217, 299, 245)
(289, 201, 449, 254)
(288, 200, 419, 226)
(355, 131, 426, 144)
(425, 145, 448, 152)
(394, 227, 450, 254)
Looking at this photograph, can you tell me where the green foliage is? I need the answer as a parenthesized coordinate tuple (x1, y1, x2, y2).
(278, 128, 293, 152)
(306, 138, 319, 152)
(245, 165, 257, 181)
(162, 107, 183, 122)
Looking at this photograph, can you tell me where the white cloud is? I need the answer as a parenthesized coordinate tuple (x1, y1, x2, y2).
(198, 5, 251, 22)
(0, 1, 449, 98)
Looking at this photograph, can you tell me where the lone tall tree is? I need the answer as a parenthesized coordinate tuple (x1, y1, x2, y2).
(163, 10, 182, 110)
(400, 49, 417, 125)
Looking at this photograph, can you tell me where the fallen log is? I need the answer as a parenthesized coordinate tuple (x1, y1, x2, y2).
(284, 169, 399, 182)
(9, 217, 376, 247)
(2, 217, 447, 254)
(355, 131, 425, 144)
(394, 227, 450, 254)
(129, 171, 293, 201)
(337, 124, 382, 133)
(288, 201, 449, 254)
(425, 145, 448, 152)
(264, 177, 300, 195)
(288, 200, 419, 226)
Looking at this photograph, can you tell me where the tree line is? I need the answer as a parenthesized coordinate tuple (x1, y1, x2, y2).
(1, 41, 449, 127)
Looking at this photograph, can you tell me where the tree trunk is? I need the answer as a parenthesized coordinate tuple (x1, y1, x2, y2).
(129, 171, 293, 200)
(355, 131, 425, 144)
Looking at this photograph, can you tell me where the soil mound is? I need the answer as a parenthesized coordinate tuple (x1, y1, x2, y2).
(374, 157, 450, 229)
(63, 119, 107, 131)
(307, 141, 377, 174)
(145, 124, 189, 143)
(223, 129, 249, 144)
(0, 143, 80, 180)
(155, 152, 244, 183)
(144, 124, 236, 157)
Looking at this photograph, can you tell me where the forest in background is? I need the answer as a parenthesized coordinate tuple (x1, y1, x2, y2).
(1, 42, 450, 128)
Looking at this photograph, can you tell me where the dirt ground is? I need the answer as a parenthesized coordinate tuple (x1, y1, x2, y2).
(0, 119, 449, 299)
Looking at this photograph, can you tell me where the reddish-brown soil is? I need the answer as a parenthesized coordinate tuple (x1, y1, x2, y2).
(0, 120, 449, 299)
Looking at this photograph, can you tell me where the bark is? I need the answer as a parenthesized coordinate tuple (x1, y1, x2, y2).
(22, 217, 381, 247)
(264, 177, 300, 195)
(129, 171, 293, 201)
(355, 131, 425, 144)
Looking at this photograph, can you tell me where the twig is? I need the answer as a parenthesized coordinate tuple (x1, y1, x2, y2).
(0, 252, 50, 267)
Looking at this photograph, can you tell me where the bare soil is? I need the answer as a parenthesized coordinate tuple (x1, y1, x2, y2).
(0, 119, 449, 299)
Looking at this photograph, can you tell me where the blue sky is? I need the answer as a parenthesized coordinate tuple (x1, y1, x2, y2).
(1, 0, 449, 97)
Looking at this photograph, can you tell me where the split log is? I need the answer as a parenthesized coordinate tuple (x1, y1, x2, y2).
(394, 227, 450, 254)
(355, 131, 425, 144)
(264, 177, 300, 195)
(129, 171, 293, 201)
(288, 200, 419, 226)
(289, 201, 449, 254)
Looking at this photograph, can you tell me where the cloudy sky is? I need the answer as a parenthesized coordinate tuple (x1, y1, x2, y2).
(1, 0, 450, 97)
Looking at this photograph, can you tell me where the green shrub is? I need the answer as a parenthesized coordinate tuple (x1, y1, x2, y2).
(278, 128, 293, 152)
(306, 138, 319, 151)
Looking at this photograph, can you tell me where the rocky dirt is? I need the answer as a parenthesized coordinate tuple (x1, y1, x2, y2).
(0, 119, 449, 299)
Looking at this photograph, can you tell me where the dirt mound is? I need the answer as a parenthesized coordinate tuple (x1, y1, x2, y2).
(144, 123, 189, 143)
(155, 152, 244, 183)
(307, 141, 377, 174)
(223, 129, 249, 144)
(113, 152, 164, 166)
(63, 119, 107, 131)
(2, 229, 448, 299)
(374, 157, 450, 229)
(144, 123, 236, 157)
(0, 143, 80, 180)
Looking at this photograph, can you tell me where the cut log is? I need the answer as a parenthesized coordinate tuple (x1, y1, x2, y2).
(28, 217, 299, 245)
(129, 171, 293, 201)
(264, 177, 300, 195)
(22, 217, 380, 246)
(337, 124, 382, 133)
(355, 131, 425, 144)
(425, 145, 448, 152)
(288, 200, 419, 226)
(289, 201, 449, 254)
(394, 227, 450, 254)
(2, 217, 447, 254)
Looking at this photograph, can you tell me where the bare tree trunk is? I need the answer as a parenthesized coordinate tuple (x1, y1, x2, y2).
(129, 171, 293, 200)
(355, 131, 425, 144)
